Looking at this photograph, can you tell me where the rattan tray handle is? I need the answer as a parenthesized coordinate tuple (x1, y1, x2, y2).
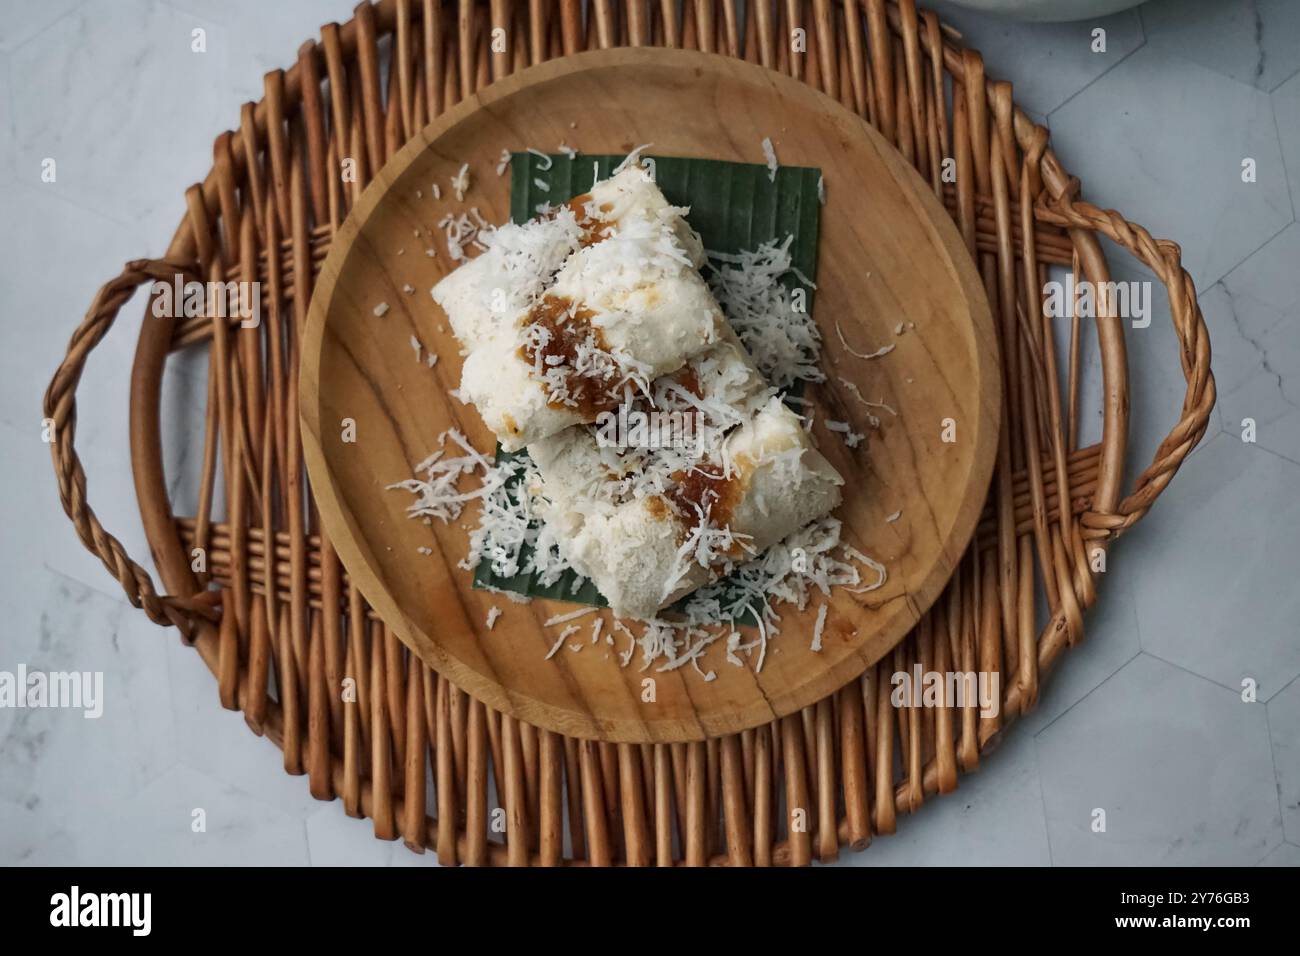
(1038, 188, 1217, 536)
(43, 258, 222, 638)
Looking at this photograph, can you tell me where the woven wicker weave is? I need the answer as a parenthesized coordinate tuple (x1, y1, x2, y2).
(44, 0, 1214, 866)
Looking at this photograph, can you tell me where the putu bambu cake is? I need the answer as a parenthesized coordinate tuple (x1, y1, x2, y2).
(527, 336, 843, 619)
(431, 161, 844, 620)
(432, 164, 723, 451)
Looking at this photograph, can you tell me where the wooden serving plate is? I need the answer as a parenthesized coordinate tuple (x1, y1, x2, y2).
(301, 47, 1000, 743)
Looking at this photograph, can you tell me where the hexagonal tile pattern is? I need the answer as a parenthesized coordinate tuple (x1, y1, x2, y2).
(1257, 842, 1300, 866)
(1141, 0, 1300, 93)
(9, 0, 229, 234)
(0, 0, 86, 53)
(1199, 223, 1300, 464)
(1267, 676, 1300, 844)
(1274, 70, 1300, 220)
(926, 1, 1144, 116)
(1037, 653, 1280, 865)
(838, 732, 1051, 866)
(1130, 434, 1300, 700)
(1049, 46, 1292, 288)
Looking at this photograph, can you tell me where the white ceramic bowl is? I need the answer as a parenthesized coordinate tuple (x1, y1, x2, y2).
(941, 0, 1148, 21)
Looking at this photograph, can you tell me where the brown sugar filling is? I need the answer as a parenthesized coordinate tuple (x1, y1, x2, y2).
(537, 192, 614, 247)
(566, 193, 615, 246)
(671, 364, 702, 399)
(519, 196, 625, 416)
(646, 363, 744, 548)
(659, 461, 751, 562)
(519, 295, 623, 418)
(666, 463, 743, 529)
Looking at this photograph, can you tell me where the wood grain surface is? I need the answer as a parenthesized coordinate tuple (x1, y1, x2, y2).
(301, 47, 1000, 743)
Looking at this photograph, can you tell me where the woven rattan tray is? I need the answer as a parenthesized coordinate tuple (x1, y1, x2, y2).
(46, 0, 1215, 866)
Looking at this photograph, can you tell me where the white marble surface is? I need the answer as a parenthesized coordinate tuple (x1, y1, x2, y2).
(0, 0, 1296, 867)
(1050, 45, 1291, 289)
(928, 1, 1146, 115)
(1141, 0, 1300, 92)
(1200, 224, 1300, 464)
(1036, 653, 1280, 865)
(1276, 72, 1300, 219)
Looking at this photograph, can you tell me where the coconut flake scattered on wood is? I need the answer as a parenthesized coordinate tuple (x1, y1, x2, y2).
(835, 321, 895, 360)
(438, 207, 492, 261)
(706, 236, 822, 390)
(810, 602, 828, 651)
(761, 136, 778, 182)
(825, 418, 868, 448)
(450, 163, 471, 201)
(544, 606, 597, 627)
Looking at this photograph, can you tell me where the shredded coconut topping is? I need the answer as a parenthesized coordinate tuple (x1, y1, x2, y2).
(706, 237, 822, 390)
(450, 163, 471, 201)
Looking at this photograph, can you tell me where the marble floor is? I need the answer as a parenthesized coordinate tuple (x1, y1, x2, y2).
(1, 0, 1297, 867)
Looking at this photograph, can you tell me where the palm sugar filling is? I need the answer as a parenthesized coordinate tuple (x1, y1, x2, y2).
(519, 294, 624, 418)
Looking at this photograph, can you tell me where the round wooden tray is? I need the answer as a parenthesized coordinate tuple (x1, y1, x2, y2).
(46, 1, 1214, 865)
(301, 47, 1000, 743)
